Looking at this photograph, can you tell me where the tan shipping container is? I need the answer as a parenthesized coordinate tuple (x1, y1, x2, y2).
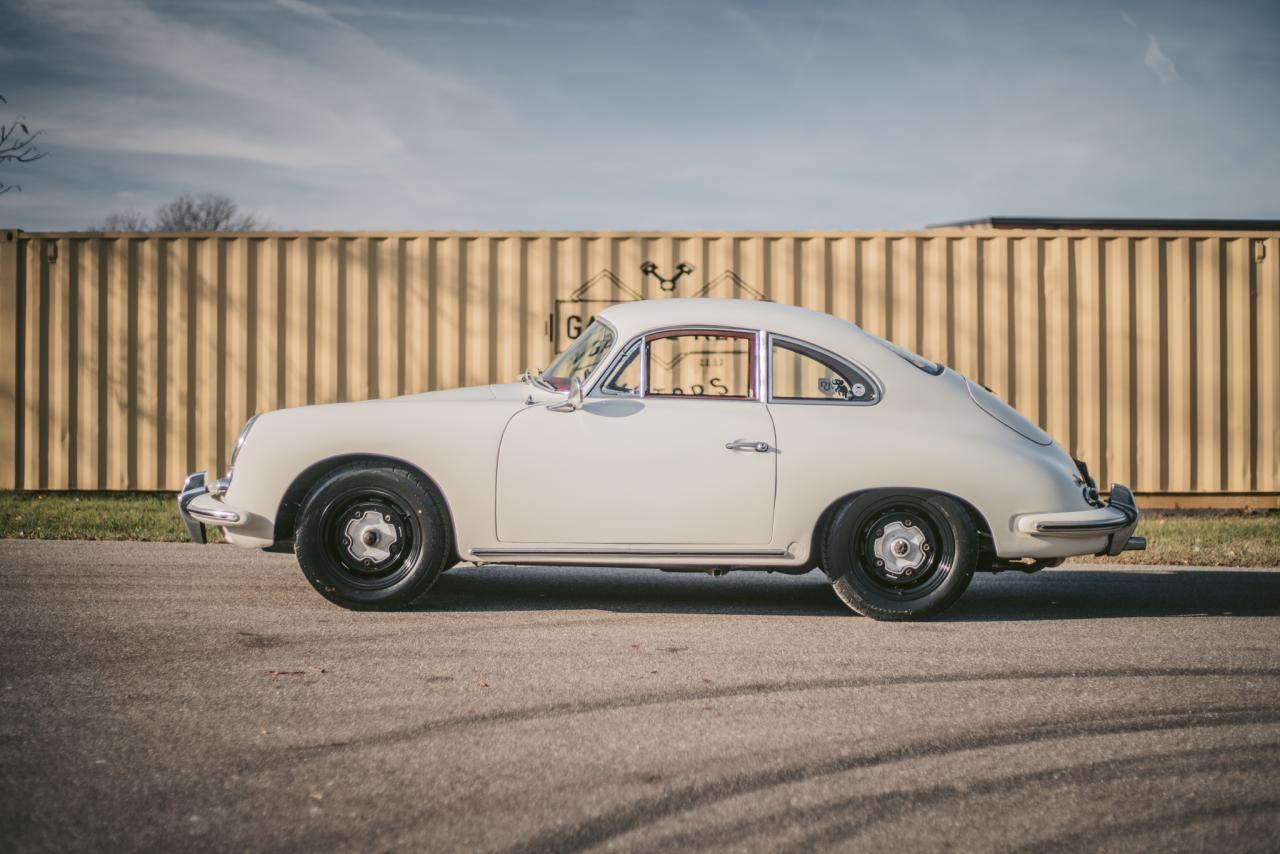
(1, 228, 1276, 506)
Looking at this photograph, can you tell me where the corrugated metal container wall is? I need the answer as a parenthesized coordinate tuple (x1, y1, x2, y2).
(1, 229, 1277, 503)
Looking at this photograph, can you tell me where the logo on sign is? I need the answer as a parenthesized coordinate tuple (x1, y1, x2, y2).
(548, 262, 766, 350)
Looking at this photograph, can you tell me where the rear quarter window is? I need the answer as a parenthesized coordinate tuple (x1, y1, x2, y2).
(769, 337, 878, 403)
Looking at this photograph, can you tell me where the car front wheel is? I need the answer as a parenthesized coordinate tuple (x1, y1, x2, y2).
(294, 463, 451, 610)
(822, 491, 976, 620)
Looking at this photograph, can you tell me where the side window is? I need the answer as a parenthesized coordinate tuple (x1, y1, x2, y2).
(601, 341, 641, 395)
(770, 338, 877, 403)
(646, 332, 755, 399)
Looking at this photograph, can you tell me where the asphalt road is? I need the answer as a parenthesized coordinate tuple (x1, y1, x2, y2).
(1, 540, 1278, 853)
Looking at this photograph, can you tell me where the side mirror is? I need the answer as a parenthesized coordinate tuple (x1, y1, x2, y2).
(548, 376, 584, 413)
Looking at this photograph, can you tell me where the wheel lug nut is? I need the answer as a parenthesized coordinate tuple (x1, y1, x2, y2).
(904, 520, 913, 527)
(875, 529, 883, 537)
(922, 544, 930, 552)
(904, 569, 914, 577)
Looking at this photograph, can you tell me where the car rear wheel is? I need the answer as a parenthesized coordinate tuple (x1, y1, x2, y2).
(294, 463, 451, 610)
(821, 491, 976, 620)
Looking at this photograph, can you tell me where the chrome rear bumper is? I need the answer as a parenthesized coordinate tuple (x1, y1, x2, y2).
(177, 471, 241, 544)
(1017, 483, 1145, 556)
(1096, 484, 1144, 556)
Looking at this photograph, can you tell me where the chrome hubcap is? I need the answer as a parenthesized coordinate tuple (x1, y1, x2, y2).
(343, 510, 399, 564)
(873, 520, 928, 576)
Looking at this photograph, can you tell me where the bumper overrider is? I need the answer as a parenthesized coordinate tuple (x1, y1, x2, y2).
(1016, 483, 1146, 556)
(177, 471, 244, 544)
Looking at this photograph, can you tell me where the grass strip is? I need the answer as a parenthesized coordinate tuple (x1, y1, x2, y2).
(1, 492, 1276, 566)
(0, 491, 224, 543)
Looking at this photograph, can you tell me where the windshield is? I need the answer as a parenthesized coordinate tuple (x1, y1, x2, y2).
(543, 321, 616, 390)
(871, 334, 944, 375)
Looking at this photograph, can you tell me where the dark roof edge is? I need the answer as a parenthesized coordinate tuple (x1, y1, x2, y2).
(926, 217, 1280, 232)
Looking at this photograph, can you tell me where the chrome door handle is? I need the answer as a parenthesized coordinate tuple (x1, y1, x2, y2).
(725, 441, 771, 453)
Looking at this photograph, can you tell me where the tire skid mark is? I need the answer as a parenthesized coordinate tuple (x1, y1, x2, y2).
(1009, 799, 1280, 853)
(284, 666, 1280, 754)
(292, 615, 655, 647)
(775, 742, 1280, 853)
(648, 743, 1280, 853)
(506, 705, 1280, 854)
(407, 614, 665, 632)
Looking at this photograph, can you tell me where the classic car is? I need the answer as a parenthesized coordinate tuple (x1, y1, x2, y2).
(178, 298, 1144, 620)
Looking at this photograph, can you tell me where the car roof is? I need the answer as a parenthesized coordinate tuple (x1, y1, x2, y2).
(596, 298, 871, 347)
(592, 298, 951, 395)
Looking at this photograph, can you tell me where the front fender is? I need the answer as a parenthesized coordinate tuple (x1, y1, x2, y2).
(222, 394, 525, 549)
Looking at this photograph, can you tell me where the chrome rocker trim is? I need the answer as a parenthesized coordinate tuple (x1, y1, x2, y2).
(469, 547, 789, 559)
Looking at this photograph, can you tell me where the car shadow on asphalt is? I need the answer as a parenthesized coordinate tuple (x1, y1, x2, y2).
(948, 568, 1280, 621)
(414, 565, 1280, 620)
(418, 565, 847, 617)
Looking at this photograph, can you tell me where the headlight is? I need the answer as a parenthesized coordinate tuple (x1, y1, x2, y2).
(228, 414, 260, 478)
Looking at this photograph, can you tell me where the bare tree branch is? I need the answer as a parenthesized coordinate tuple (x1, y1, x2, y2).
(91, 192, 266, 232)
(85, 210, 152, 231)
(0, 93, 47, 195)
(151, 192, 262, 231)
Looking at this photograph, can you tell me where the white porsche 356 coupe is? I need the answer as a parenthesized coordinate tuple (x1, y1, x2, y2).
(178, 298, 1143, 620)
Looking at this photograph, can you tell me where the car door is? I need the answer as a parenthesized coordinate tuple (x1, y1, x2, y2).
(496, 329, 777, 545)
(764, 333, 884, 538)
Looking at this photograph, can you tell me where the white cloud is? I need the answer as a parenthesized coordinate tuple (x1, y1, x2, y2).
(23, 0, 393, 166)
(6, 0, 1277, 232)
(1120, 10, 1181, 86)
(272, 0, 337, 24)
(19, 0, 510, 174)
(724, 4, 787, 67)
(1144, 35, 1180, 84)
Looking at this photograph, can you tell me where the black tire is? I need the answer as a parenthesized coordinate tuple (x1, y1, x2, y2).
(294, 463, 451, 610)
(821, 491, 976, 620)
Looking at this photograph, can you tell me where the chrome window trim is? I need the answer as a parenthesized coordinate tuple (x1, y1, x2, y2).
(755, 328, 767, 401)
(765, 333, 884, 406)
(640, 335, 649, 396)
(591, 324, 764, 402)
(566, 316, 621, 396)
(595, 338, 642, 397)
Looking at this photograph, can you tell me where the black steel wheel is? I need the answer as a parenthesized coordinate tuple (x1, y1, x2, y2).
(821, 491, 976, 620)
(294, 463, 451, 610)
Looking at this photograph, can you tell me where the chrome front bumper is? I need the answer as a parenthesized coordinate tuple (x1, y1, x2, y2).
(177, 471, 241, 544)
(1016, 483, 1146, 556)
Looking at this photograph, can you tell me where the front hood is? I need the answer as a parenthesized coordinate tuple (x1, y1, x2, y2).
(256, 383, 542, 430)
(393, 382, 539, 404)
(966, 380, 1053, 446)
(396, 385, 497, 402)
(237, 382, 541, 473)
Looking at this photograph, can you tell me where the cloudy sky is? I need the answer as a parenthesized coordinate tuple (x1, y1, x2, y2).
(1, 0, 1277, 231)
